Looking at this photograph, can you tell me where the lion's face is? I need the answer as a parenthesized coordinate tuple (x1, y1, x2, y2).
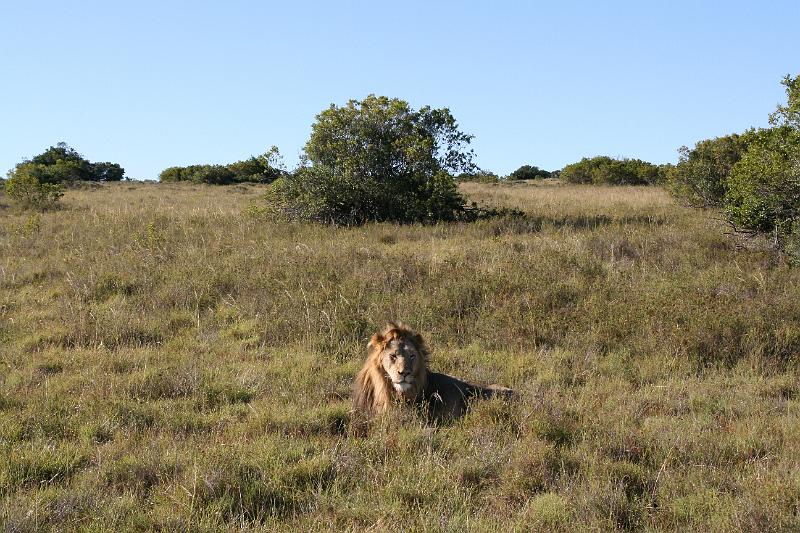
(379, 337, 423, 395)
(354, 322, 430, 413)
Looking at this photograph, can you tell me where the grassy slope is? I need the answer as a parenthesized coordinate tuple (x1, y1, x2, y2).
(1, 181, 799, 532)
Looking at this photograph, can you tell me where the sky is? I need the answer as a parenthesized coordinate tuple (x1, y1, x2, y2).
(1, 1, 798, 180)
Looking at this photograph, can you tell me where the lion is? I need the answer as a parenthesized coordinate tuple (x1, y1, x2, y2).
(353, 322, 514, 422)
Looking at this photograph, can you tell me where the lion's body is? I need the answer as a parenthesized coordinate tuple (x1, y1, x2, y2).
(353, 322, 513, 422)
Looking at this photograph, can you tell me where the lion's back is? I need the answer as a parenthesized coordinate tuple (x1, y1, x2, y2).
(421, 372, 474, 420)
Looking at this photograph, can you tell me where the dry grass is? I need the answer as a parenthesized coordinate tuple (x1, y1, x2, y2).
(1, 180, 799, 531)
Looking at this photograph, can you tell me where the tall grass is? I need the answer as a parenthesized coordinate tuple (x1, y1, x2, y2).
(1, 180, 798, 531)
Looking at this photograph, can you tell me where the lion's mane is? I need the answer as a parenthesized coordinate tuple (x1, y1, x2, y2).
(352, 321, 429, 413)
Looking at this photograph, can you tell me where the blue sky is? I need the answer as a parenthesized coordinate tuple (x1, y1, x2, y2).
(1, 1, 798, 180)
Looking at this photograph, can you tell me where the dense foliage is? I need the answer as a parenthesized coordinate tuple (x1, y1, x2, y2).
(669, 75, 800, 259)
(7, 142, 125, 184)
(507, 164, 551, 180)
(560, 156, 664, 185)
(159, 147, 284, 184)
(265, 95, 477, 224)
(667, 133, 752, 207)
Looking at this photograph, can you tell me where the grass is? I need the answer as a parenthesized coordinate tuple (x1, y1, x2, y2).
(1, 180, 799, 531)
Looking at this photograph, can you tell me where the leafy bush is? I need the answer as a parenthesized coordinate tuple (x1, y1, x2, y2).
(725, 126, 800, 237)
(560, 156, 662, 185)
(159, 147, 284, 184)
(667, 74, 800, 261)
(266, 95, 478, 224)
(5, 167, 64, 210)
(508, 165, 551, 180)
(9, 142, 125, 184)
(668, 133, 752, 207)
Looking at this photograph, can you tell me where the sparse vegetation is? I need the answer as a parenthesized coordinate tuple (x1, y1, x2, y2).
(1, 180, 799, 531)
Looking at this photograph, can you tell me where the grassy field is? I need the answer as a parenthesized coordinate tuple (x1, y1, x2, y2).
(1, 180, 799, 532)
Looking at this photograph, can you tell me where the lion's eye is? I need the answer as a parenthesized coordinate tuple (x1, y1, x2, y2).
(389, 354, 396, 362)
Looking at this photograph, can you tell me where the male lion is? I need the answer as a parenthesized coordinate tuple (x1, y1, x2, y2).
(353, 322, 514, 421)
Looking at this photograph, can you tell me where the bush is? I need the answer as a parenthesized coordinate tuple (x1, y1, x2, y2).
(668, 133, 752, 207)
(5, 168, 64, 210)
(267, 95, 478, 224)
(9, 142, 125, 184)
(666, 74, 800, 262)
(159, 147, 284, 185)
(264, 167, 470, 224)
(560, 156, 662, 185)
(508, 165, 551, 180)
(725, 126, 800, 237)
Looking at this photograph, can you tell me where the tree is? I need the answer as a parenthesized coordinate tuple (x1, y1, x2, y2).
(9, 142, 125, 183)
(770, 74, 800, 129)
(268, 95, 477, 224)
(508, 165, 550, 180)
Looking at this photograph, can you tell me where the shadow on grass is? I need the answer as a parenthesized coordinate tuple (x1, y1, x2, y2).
(481, 213, 667, 236)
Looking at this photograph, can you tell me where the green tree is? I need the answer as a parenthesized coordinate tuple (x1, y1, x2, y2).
(770, 74, 800, 128)
(269, 95, 477, 224)
(10, 142, 125, 183)
(508, 165, 550, 180)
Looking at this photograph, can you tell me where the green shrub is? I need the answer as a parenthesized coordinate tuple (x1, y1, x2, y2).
(9, 142, 125, 184)
(508, 165, 551, 180)
(159, 147, 284, 184)
(725, 126, 800, 239)
(561, 156, 662, 185)
(668, 133, 752, 207)
(5, 168, 64, 210)
(266, 95, 478, 224)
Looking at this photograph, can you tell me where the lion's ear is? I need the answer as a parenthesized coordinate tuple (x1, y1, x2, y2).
(410, 332, 425, 348)
(368, 332, 385, 351)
